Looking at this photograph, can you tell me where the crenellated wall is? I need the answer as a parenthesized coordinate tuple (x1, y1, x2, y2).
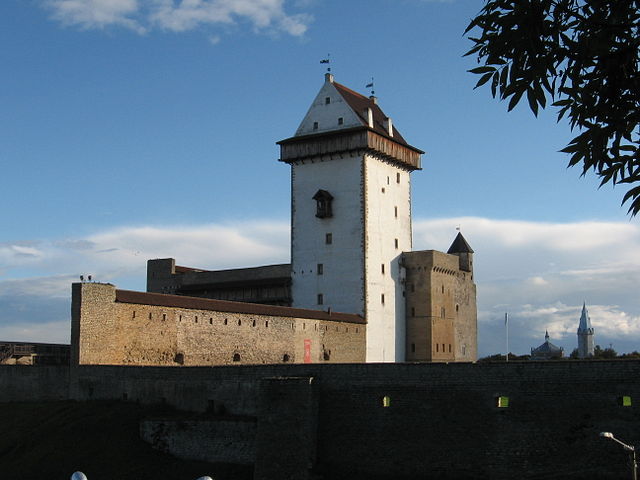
(404, 249, 477, 362)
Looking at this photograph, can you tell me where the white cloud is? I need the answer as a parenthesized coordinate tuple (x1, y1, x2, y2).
(43, 0, 312, 36)
(46, 0, 144, 32)
(0, 320, 69, 344)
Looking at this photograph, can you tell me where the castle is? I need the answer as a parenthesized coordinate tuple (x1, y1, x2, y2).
(72, 73, 477, 366)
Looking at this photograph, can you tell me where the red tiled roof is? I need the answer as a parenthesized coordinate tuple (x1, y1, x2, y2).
(332, 81, 409, 146)
(115, 289, 366, 324)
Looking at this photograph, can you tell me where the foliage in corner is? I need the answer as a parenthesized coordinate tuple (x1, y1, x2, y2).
(465, 0, 640, 215)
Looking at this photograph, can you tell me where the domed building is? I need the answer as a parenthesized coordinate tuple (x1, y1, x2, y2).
(531, 331, 564, 360)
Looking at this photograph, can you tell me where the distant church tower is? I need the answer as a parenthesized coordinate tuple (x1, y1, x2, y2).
(278, 73, 423, 362)
(577, 302, 595, 358)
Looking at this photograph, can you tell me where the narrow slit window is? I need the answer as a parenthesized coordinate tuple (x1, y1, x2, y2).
(326, 233, 333, 245)
(338, 117, 343, 125)
(317, 293, 324, 305)
(381, 263, 385, 274)
(317, 263, 324, 275)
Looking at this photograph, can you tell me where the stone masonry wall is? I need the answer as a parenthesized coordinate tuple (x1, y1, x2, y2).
(404, 250, 477, 362)
(2, 361, 640, 479)
(72, 282, 365, 366)
(68, 361, 640, 479)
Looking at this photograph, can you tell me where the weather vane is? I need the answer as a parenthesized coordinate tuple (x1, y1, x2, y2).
(320, 54, 331, 73)
(366, 77, 374, 96)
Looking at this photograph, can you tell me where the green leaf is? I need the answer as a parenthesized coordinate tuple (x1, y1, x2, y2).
(527, 88, 539, 116)
(468, 66, 496, 74)
(507, 90, 524, 111)
(475, 71, 494, 89)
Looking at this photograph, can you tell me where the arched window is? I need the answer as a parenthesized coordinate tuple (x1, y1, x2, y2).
(313, 189, 334, 218)
(282, 353, 290, 362)
(232, 353, 241, 362)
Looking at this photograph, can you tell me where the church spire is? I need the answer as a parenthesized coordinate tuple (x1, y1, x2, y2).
(577, 302, 595, 358)
(578, 302, 592, 332)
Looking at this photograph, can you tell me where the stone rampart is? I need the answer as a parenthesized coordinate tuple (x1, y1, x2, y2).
(0, 365, 69, 402)
(2, 360, 639, 479)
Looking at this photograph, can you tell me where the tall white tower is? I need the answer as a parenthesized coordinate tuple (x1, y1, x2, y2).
(577, 302, 595, 358)
(278, 74, 423, 362)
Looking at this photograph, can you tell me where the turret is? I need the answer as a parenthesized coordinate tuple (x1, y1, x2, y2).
(447, 232, 474, 274)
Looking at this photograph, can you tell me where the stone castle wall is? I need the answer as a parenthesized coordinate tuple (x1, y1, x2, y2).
(2, 360, 639, 479)
(72, 283, 365, 366)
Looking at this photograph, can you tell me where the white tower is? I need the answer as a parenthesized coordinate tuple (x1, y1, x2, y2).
(278, 74, 423, 362)
(577, 302, 595, 358)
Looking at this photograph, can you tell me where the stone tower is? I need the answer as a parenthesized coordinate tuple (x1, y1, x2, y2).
(278, 73, 423, 362)
(403, 232, 477, 362)
(577, 302, 594, 358)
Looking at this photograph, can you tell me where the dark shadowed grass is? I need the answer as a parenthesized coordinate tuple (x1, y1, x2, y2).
(0, 400, 252, 480)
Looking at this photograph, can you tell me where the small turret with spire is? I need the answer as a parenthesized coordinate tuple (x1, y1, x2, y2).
(447, 232, 474, 274)
(577, 302, 595, 358)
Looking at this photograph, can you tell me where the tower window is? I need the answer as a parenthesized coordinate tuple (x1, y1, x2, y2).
(394, 206, 398, 218)
(381, 263, 385, 274)
(317, 263, 323, 275)
(381, 293, 385, 304)
(325, 97, 331, 104)
(436, 343, 439, 352)
(313, 189, 333, 218)
(313, 121, 319, 130)
(394, 238, 399, 249)
(441, 307, 445, 318)
(397, 172, 401, 183)
(411, 307, 415, 316)
(338, 117, 343, 125)
(317, 293, 324, 305)
(411, 343, 415, 353)
(325, 233, 333, 244)
(233, 353, 241, 362)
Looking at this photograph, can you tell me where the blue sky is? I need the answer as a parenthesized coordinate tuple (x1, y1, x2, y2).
(1, 0, 639, 357)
